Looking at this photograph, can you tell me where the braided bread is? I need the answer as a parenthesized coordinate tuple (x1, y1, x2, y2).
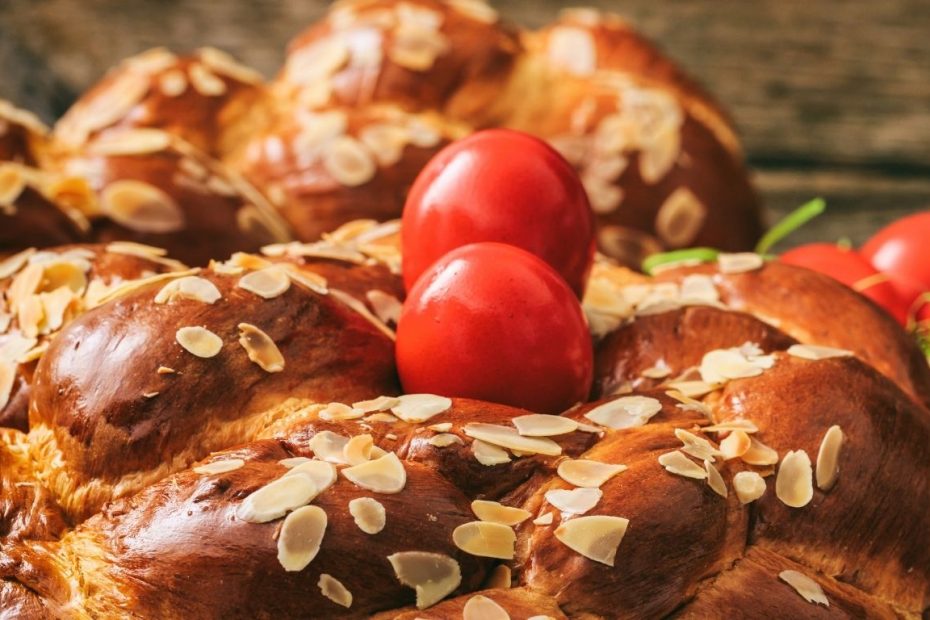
(0, 0, 762, 268)
(0, 218, 927, 618)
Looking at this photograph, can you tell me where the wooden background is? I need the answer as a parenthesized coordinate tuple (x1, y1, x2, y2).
(2, 0, 928, 250)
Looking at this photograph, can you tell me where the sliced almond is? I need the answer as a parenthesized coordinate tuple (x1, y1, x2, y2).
(237, 323, 284, 372)
(0, 361, 15, 410)
(545, 487, 602, 515)
(0, 247, 35, 279)
(189, 62, 227, 96)
(463, 423, 561, 456)
(512, 414, 579, 437)
(733, 471, 766, 504)
(776, 450, 814, 508)
(365, 412, 399, 424)
(387, 551, 461, 610)
(176, 326, 223, 358)
(463, 595, 510, 620)
(238, 266, 291, 299)
(548, 26, 596, 76)
(719, 430, 752, 460)
(718, 252, 764, 274)
(89, 128, 172, 156)
(816, 425, 844, 491)
(485, 564, 512, 589)
(704, 460, 727, 498)
(353, 395, 401, 413)
(391, 393, 452, 422)
(471, 500, 531, 526)
(702, 419, 759, 434)
(309, 431, 351, 464)
(665, 380, 715, 399)
(101, 180, 184, 233)
(283, 265, 329, 295)
(154, 276, 222, 304)
(557, 459, 627, 488)
(319, 402, 364, 421)
(236, 474, 318, 523)
(159, 69, 188, 96)
(365, 289, 403, 325)
(318, 573, 352, 608)
(584, 396, 663, 429)
(787, 344, 853, 361)
(277, 505, 327, 571)
(554, 515, 629, 567)
(323, 136, 376, 187)
(193, 458, 244, 475)
(428, 422, 453, 433)
(679, 273, 720, 305)
(472, 439, 511, 466)
(284, 460, 337, 494)
(533, 512, 554, 526)
(199, 47, 263, 85)
(428, 433, 463, 448)
(779, 570, 830, 607)
(348, 497, 386, 534)
(675, 428, 722, 463)
(742, 437, 779, 466)
(655, 188, 706, 247)
(341, 452, 407, 493)
(279, 457, 311, 469)
(343, 434, 377, 466)
(700, 347, 775, 384)
(452, 521, 516, 560)
(658, 450, 707, 480)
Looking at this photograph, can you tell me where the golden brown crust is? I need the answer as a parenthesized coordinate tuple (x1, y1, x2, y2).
(375, 586, 568, 619)
(0, 429, 67, 542)
(655, 261, 930, 407)
(28, 256, 399, 520)
(53, 48, 265, 158)
(0, 243, 185, 431)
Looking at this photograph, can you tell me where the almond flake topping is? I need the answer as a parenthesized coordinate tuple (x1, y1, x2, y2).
(701, 419, 759, 434)
(718, 252, 764, 274)
(319, 402, 364, 421)
(237, 323, 284, 372)
(584, 396, 663, 429)
(733, 471, 766, 504)
(89, 128, 171, 156)
(277, 505, 327, 571)
(284, 460, 337, 494)
(472, 439, 511, 466)
(700, 345, 775, 384)
(463, 423, 561, 456)
(341, 452, 407, 493)
(237, 474, 318, 523)
(471, 500, 531, 526)
(463, 595, 510, 620)
(237, 266, 291, 299)
(742, 437, 779, 466)
(0, 362, 15, 411)
(816, 425, 844, 491)
(779, 570, 830, 607)
(557, 459, 627, 488)
(675, 428, 722, 463)
(353, 395, 401, 413)
(309, 431, 350, 464)
(787, 344, 853, 361)
(155, 276, 222, 304)
(545, 487, 602, 515)
(428, 433, 463, 448)
(366, 289, 403, 325)
(513, 414, 579, 437)
(323, 136, 376, 187)
(428, 422, 453, 432)
(175, 326, 223, 358)
(659, 451, 707, 480)
(318, 574, 352, 608)
(555, 515, 629, 567)
(387, 552, 461, 610)
(665, 380, 715, 399)
(533, 512, 554, 525)
(452, 521, 516, 560)
(391, 393, 452, 422)
(720, 430, 752, 460)
(279, 457, 311, 469)
(704, 460, 727, 498)
(348, 497, 386, 534)
(343, 434, 378, 465)
(548, 26, 596, 76)
(101, 180, 184, 233)
(776, 450, 814, 508)
(193, 459, 244, 475)
(486, 564, 512, 589)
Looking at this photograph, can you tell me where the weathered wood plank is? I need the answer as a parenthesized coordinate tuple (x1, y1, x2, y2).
(1, 0, 929, 169)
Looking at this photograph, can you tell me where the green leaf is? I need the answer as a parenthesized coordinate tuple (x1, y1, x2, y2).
(755, 197, 827, 255)
(642, 247, 719, 275)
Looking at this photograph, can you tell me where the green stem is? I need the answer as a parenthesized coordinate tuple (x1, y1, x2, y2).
(755, 197, 827, 255)
(642, 247, 720, 275)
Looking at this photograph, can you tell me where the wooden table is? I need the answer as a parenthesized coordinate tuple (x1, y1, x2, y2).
(2, 0, 928, 250)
